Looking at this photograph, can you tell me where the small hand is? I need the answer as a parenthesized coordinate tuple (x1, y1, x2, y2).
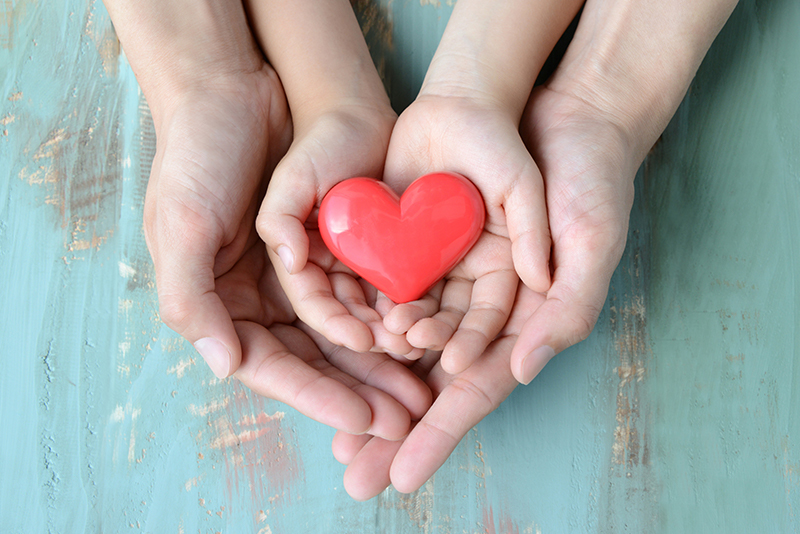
(381, 94, 549, 374)
(510, 86, 637, 384)
(255, 104, 430, 359)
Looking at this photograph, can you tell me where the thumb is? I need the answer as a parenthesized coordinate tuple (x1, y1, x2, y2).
(510, 235, 621, 385)
(503, 161, 551, 293)
(147, 207, 242, 379)
(256, 158, 317, 275)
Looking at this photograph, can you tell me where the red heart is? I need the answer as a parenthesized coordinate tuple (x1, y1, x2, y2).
(318, 172, 485, 303)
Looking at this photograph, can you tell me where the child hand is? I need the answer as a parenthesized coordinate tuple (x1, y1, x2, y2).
(255, 104, 430, 359)
(248, 0, 430, 358)
(380, 94, 550, 374)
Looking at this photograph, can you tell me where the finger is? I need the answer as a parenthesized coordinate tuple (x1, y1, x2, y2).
(147, 205, 241, 380)
(344, 435, 404, 501)
(405, 277, 471, 350)
(332, 431, 372, 465)
(389, 335, 519, 494)
(302, 324, 433, 420)
(352, 384, 411, 441)
(509, 231, 623, 385)
(268, 248, 373, 352)
(255, 158, 317, 275)
(504, 163, 552, 293)
(329, 273, 421, 358)
(268, 323, 414, 440)
(440, 268, 518, 375)
(382, 283, 443, 335)
(233, 321, 373, 435)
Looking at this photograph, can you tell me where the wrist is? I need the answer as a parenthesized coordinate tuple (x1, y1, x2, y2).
(419, 0, 583, 119)
(245, 0, 392, 130)
(104, 0, 265, 122)
(548, 0, 739, 157)
(287, 58, 393, 131)
(418, 54, 524, 120)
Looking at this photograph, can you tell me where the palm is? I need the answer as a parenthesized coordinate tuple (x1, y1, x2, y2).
(381, 96, 547, 374)
(524, 87, 635, 269)
(144, 67, 293, 376)
(216, 227, 433, 439)
(508, 86, 638, 383)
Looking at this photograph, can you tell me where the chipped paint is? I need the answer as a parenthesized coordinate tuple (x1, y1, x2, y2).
(166, 357, 196, 379)
(3, 0, 800, 532)
(418, 0, 456, 8)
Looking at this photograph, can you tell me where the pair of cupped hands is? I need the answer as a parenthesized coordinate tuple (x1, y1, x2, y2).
(143, 32, 636, 502)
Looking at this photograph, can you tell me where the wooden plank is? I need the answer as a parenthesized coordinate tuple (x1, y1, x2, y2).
(1, 0, 798, 532)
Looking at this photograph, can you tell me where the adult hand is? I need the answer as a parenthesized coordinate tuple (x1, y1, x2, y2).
(219, 228, 432, 439)
(333, 284, 546, 500)
(101, 0, 299, 379)
(509, 86, 637, 384)
(509, 0, 739, 384)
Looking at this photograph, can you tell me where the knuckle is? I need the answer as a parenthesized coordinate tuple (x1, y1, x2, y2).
(448, 376, 496, 413)
(157, 294, 194, 333)
(568, 303, 602, 345)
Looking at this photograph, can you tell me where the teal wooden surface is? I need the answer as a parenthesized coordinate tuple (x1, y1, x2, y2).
(1, 0, 799, 532)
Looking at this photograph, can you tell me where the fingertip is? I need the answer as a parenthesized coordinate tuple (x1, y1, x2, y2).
(406, 318, 453, 351)
(158, 287, 242, 379)
(276, 244, 295, 274)
(513, 240, 552, 294)
(383, 299, 437, 335)
(332, 431, 371, 465)
(440, 354, 467, 377)
(353, 385, 411, 442)
(515, 344, 556, 385)
(259, 214, 310, 275)
(343, 437, 402, 501)
(383, 308, 412, 335)
(325, 316, 373, 353)
(193, 337, 232, 378)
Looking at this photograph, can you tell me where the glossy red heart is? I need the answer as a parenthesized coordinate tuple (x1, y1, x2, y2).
(318, 172, 485, 303)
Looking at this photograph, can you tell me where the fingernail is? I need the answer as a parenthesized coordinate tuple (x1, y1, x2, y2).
(194, 338, 231, 379)
(277, 245, 294, 273)
(521, 345, 556, 385)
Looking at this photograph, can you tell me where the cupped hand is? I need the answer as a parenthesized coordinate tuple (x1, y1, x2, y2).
(144, 66, 292, 379)
(219, 226, 433, 440)
(380, 94, 548, 374)
(510, 86, 639, 384)
(332, 283, 546, 500)
(256, 103, 431, 359)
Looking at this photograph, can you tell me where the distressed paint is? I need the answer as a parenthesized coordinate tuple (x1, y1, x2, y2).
(1, 0, 799, 533)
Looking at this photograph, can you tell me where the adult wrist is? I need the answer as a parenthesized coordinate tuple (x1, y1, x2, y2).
(547, 0, 739, 158)
(104, 0, 265, 123)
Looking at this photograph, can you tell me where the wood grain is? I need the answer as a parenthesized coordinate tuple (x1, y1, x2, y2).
(1, 0, 798, 532)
